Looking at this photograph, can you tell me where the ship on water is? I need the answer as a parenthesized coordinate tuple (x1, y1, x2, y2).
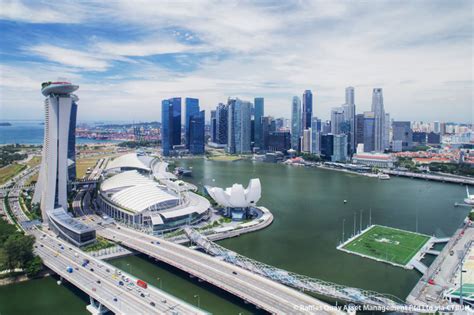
(464, 186, 474, 206)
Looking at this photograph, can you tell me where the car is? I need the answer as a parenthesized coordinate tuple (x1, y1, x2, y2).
(113, 297, 118, 302)
(75, 267, 79, 271)
(34, 245, 38, 248)
(155, 241, 160, 245)
(96, 280, 101, 284)
(90, 268, 94, 272)
(40, 244, 43, 247)
(140, 293, 145, 298)
(150, 241, 154, 244)
(106, 268, 110, 273)
(92, 288, 96, 292)
(232, 271, 238, 275)
(119, 281, 124, 286)
(150, 302, 156, 307)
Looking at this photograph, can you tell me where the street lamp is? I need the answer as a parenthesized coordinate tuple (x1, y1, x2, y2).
(193, 294, 200, 308)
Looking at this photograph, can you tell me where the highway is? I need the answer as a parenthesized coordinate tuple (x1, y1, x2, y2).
(98, 225, 343, 314)
(382, 169, 474, 185)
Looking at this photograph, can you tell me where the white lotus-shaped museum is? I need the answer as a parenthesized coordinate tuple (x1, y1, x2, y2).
(206, 178, 261, 208)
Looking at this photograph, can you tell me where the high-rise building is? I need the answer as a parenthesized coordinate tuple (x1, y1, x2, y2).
(355, 114, 365, 145)
(227, 98, 251, 154)
(363, 111, 375, 152)
(161, 97, 181, 156)
(371, 88, 385, 152)
(332, 134, 348, 162)
(185, 98, 199, 149)
(189, 110, 205, 154)
(268, 131, 291, 152)
(342, 87, 356, 154)
(67, 102, 77, 181)
(210, 110, 217, 142)
(254, 97, 264, 149)
(274, 118, 284, 131)
(311, 118, 321, 154)
(392, 121, 412, 151)
(291, 96, 302, 150)
(412, 132, 427, 145)
(215, 103, 228, 145)
(302, 129, 311, 153)
(302, 90, 313, 129)
(261, 116, 272, 151)
(331, 107, 345, 135)
(427, 132, 441, 145)
(322, 120, 331, 134)
(384, 113, 390, 150)
(433, 121, 440, 134)
(320, 134, 334, 160)
(33, 81, 79, 222)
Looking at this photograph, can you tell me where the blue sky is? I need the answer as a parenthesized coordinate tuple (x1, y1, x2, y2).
(0, 0, 472, 123)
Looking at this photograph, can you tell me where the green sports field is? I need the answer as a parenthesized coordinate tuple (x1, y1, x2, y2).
(342, 225, 430, 266)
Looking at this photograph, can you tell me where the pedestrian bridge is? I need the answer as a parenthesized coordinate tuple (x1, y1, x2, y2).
(184, 227, 410, 312)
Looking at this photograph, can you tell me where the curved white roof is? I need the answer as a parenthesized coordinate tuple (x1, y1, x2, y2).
(106, 153, 151, 172)
(206, 178, 261, 208)
(101, 170, 152, 192)
(110, 184, 178, 213)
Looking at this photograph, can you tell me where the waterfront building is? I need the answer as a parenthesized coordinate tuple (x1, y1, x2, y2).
(352, 153, 395, 168)
(227, 98, 252, 154)
(371, 88, 385, 152)
(254, 97, 264, 149)
(384, 113, 390, 151)
(268, 131, 291, 152)
(302, 129, 311, 153)
(302, 90, 313, 130)
(392, 121, 413, 151)
(331, 107, 345, 135)
(210, 110, 217, 142)
(205, 179, 261, 220)
(185, 98, 199, 149)
(161, 97, 182, 156)
(215, 103, 228, 145)
(261, 116, 272, 151)
(33, 81, 96, 246)
(433, 121, 440, 134)
(355, 114, 365, 145)
(332, 134, 348, 162)
(34, 81, 79, 222)
(311, 118, 321, 154)
(189, 110, 205, 154)
(291, 96, 302, 150)
(320, 134, 334, 160)
(98, 169, 209, 233)
(363, 111, 375, 152)
(343, 87, 356, 154)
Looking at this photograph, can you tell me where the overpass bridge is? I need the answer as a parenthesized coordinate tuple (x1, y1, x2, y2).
(381, 170, 474, 185)
(184, 227, 409, 312)
(98, 225, 343, 314)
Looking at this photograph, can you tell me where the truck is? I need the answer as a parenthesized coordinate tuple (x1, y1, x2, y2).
(136, 279, 148, 289)
(66, 266, 73, 273)
(82, 259, 90, 267)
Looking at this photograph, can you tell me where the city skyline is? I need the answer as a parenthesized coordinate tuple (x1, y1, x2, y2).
(0, 1, 472, 123)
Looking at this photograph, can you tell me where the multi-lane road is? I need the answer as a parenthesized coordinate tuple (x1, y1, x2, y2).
(98, 225, 343, 314)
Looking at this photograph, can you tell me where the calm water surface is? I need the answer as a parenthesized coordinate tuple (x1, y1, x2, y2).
(0, 159, 468, 314)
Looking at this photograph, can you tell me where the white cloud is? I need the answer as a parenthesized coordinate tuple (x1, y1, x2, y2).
(0, 0, 85, 23)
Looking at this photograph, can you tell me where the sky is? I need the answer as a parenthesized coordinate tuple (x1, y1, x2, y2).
(0, 0, 472, 123)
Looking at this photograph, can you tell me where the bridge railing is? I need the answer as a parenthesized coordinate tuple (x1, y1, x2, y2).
(184, 227, 409, 312)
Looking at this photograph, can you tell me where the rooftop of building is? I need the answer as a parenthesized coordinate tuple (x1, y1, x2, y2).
(105, 152, 152, 172)
(48, 207, 95, 234)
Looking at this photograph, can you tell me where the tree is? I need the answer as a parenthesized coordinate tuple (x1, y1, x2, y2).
(25, 256, 43, 277)
(3, 234, 35, 269)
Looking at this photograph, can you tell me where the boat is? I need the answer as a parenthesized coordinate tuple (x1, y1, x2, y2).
(41, 81, 79, 96)
(464, 187, 474, 206)
(174, 167, 192, 177)
(378, 173, 390, 180)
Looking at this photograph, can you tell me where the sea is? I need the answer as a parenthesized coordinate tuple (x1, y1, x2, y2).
(0, 120, 118, 145)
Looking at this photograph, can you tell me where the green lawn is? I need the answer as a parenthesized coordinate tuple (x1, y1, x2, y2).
(342, 225, 430, 266)
(0, 163, 26, 185)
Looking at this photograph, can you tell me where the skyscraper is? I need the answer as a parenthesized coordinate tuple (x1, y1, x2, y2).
(291, 96, 302, 150)
(310, 117, 321, 154)
(215, 103, 228, 145)
(227, 98, 251, 154)
(302, 129, 311, 153)
(161, 97, 181, 156)
(33, 81, 80, 222)
(254, 97, 264, 149)
(67, 102, 78, 181)
(363, 111, 375, 152)
(342, 87, 356, 154)
(261, 116, 272, 151)
(188, 110, 205, 154)
(392, 121, 413, 151)
(185, 98, 199, 149)
(332, 134, 348, 162)
(331, 107, 345, 135)
(355, 114, 365, 145)
(371, 88, 385, 152)
(210, 110, 217, 142)
(302, 90, 313, 129)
